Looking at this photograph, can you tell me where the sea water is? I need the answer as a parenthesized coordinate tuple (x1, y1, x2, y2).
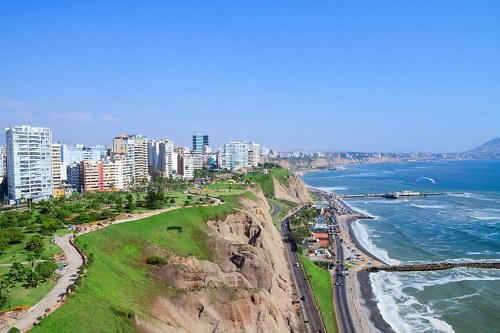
(303, 160, 500, 333)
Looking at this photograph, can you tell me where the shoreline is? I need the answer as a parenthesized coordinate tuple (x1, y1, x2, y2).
(309, 187, 394, 333)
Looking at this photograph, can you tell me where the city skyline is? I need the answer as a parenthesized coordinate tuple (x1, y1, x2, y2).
(1, 1, 499, 152)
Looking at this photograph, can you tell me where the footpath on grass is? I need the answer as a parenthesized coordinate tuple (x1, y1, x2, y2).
(0, 233, 82, 333)
(2, 195, 223, 333)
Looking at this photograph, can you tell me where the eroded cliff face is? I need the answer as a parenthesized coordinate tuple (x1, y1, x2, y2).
(138, 190, 304, 333)
(273, 174, 312, 204)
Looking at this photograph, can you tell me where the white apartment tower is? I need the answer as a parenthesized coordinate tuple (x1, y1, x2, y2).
(0, 146, 5, 184)
(158, 139, 174, 177)
(52, 143, 62, 191)
(6, 125, 53, 202)
(224, 141, 249, 170)
(248, 142, 261, 167)
(112, 134, 149, 187)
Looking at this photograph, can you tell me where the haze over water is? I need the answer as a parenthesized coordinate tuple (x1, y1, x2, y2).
(304, 160, 500, 333)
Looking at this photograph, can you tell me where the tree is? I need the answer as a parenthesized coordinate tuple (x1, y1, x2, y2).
(35, 260, 58, 279)
(25, 235, 45, 271)
(25, 271, 43, 288)
(126, 193, 136, 212)
(0, 274, 16, 308)
(9, 262, 28, 282)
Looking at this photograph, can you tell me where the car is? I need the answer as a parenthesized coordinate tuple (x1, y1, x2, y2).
(300, 296, 305, 301)
(294, 262, 299, 267)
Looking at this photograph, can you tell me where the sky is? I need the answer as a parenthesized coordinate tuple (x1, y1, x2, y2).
(1, 1, 499, 153)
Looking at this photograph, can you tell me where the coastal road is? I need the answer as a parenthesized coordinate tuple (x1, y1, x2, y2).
(267, 199, 280, 218)
(281, 219, 326, 333)
(333, 233, 356, 333)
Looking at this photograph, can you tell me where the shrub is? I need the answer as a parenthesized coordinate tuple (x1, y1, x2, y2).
(146, 255, 166, 266)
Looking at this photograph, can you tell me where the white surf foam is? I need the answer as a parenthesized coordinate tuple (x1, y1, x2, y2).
(310, 185, 349, 193)
(351, 221, 399, 265)
(469, 208, 500, 221)
(370, 271, 456, 333)
(411, 204, 448, 209)
(448, 192, 500, 203)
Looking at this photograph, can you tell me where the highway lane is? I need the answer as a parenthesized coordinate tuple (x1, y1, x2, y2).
(333, 233, 356, 333)
(281, 219, 326, 333)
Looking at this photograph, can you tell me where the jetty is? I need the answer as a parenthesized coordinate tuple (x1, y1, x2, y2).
(365, 261, 500, 273)
(338, 191, 464, 199)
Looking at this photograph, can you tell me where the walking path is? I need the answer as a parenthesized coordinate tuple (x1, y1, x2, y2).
(2, 196, 222, 332)
(1, 233, 82, 333)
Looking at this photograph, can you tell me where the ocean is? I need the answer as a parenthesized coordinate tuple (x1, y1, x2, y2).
(303, 160, 500, 333)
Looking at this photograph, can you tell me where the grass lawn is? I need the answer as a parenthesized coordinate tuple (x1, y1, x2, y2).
(0, 228, 68, 265)
(30, 195, 242, 332)
(244, 173, 274, 197)
(299, 254, 337, 333)
(4, 279, 58, 310)
(270, 168, 291, 186)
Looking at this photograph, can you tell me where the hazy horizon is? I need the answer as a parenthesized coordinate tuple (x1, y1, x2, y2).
(1, 2, 499, 152)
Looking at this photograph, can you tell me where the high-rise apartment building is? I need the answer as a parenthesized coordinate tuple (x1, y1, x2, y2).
(61, 144, 106, 164)
(248, 142, 261, 167)
(0, 146, 5, 184)
(158, 139, 174, 177)
(112, 134, 149, 187)
(52, 143, 62, 192)
(80, 159, 125, 192)
(224, 141, 249, 170)
(192, 134, 209, 153)
(6, 125, 53, 202)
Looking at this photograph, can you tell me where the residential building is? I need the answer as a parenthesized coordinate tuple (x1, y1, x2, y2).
(61, 144, 107, 164)
(67, 163, 82, 191)
(158, 139, 174, 177)
(192, 134, 209, 153)
(0, 146, 5, 184)
(175, 147, 195, 179)
(5, 125, 53, 202)
(248, 142, 261, 167)
(112, 134, 149, 187)
(147, 140, 161, 173)
(52, 143, 62, 194)
(224, 141, 249, 170)
(80, 159, 125, 192)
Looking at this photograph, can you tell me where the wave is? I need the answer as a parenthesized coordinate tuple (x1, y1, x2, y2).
(351, 221, 398, 265)
(370, 271, 455, 333)
(400, 269, 500, 292)
(448, 192, 500, 203)
(411, 204, 448, 209)
(469, 208, 500, 221)
(309, 185, 349, 193)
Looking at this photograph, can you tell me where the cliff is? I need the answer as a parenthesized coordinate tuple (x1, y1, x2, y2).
(137, 189, 305, 333)
(273, 173, 311, 204)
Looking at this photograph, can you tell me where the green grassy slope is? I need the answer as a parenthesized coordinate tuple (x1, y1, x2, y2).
(30, 197, 240, 332)
(299, 254, 337, 333)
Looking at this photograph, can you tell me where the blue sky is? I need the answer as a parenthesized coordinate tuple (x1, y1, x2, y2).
(1, 1, 498, 152)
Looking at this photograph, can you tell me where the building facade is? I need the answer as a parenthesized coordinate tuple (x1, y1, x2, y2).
(192, 134, 209, 153)
(224, 141, 249, 170)
(61, 144, 107, 164)
(6, 125, 53, 202)
(112, 134, 149, 187)
(52, 143, 62, 193)
(248, 142, 261, 167)
(80, 159, 125, 192)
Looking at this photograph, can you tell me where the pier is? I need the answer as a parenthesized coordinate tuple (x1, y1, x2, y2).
(365, 261, 500, 273)
(338, 191, 464, 199)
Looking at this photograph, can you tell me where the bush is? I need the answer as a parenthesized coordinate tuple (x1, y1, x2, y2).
(146, 255, 166, 266)
(7, 327, 20, 333)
